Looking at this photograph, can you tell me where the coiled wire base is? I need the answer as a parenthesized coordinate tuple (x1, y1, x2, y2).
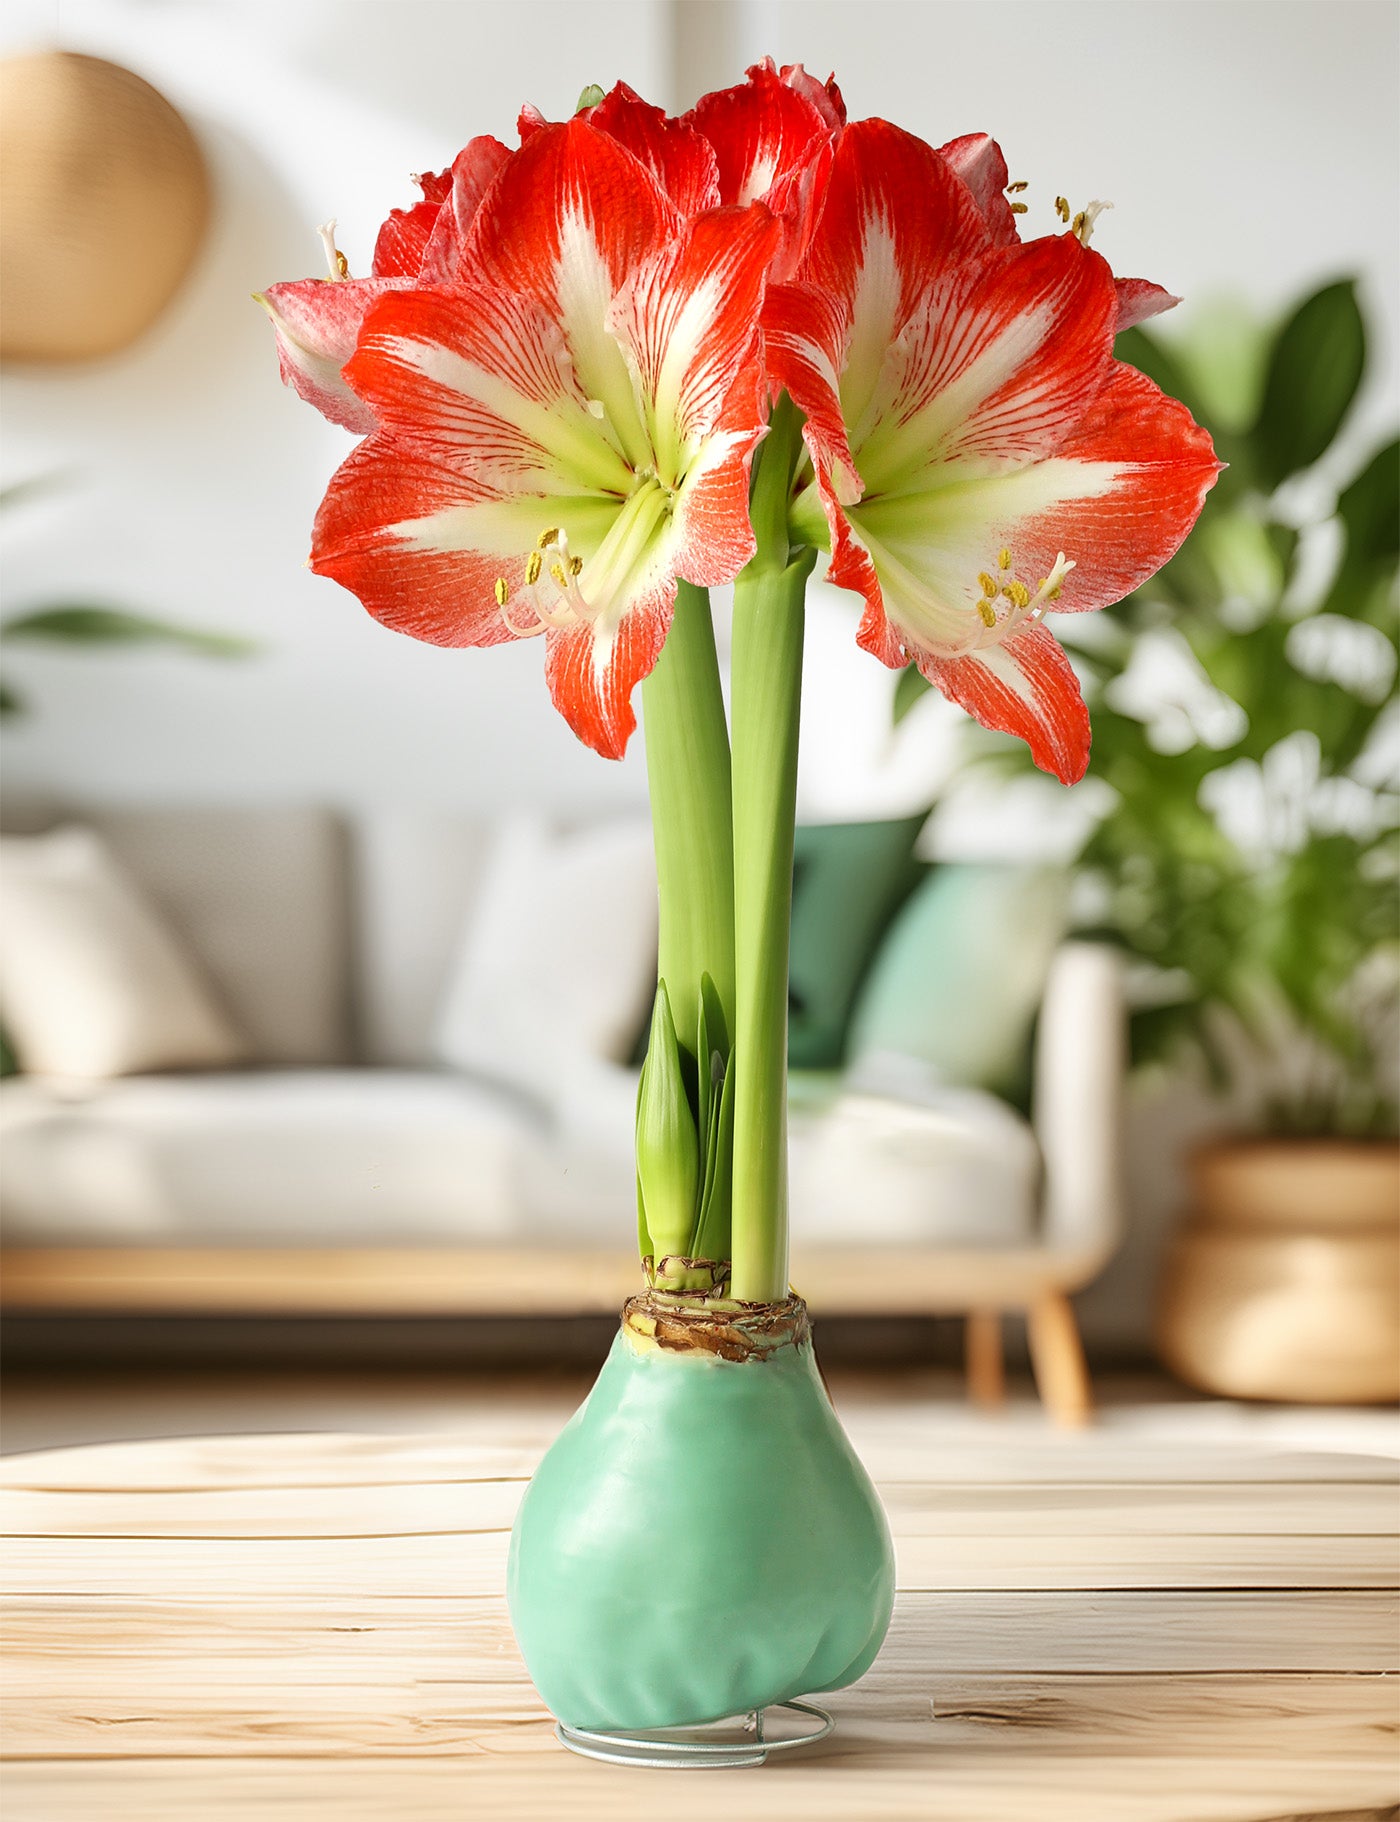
(555, 1698, 834, 1769)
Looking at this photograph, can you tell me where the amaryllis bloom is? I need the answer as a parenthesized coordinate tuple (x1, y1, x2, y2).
(768, 121, 1220, 784)
(309, 118, 778, 757)
(257, 136, 509, 432)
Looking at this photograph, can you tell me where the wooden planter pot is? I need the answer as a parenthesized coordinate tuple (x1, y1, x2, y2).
(1156, 1139, 1400, 1404)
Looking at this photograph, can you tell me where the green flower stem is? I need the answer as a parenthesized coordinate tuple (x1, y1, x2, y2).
(640, 579, 735, 1070)
(729, 397, 816, 1303)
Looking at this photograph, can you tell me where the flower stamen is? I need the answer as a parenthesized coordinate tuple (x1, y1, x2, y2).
(959, 548, 1076, 652)
(317, 220, 350, 280)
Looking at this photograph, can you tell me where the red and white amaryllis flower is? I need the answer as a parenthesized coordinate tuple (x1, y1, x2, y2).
(309, 118, 778, 757)
(769, 120, 1220, 783)
(256, 135, 509, 432)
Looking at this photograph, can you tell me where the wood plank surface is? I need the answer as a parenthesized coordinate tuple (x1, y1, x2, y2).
(2, 1418, 1397, 1821)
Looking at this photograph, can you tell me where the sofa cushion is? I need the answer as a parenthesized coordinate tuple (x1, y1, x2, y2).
(789, 1068, 1041, 1244)
(90, 805, 353, 1066)
(0, 1070, 537, 1243)
(847, 863, 1069, 1103)
(0, 827, 248, 1078)
(434, 815, 658, 1106)
(352, 809, 495, 1066)
(788, 816, 925, 1068)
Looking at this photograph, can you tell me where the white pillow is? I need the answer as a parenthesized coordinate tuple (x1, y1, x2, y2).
(0, 826, 248, 1078)
(434, 815, 658, 1105)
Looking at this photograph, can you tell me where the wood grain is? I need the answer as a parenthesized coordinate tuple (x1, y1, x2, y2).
(2, 1416, 1397, 1821)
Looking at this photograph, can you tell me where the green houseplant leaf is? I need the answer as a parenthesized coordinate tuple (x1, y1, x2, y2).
(2, 606, 257, 657)
(1251, 279, 1366, 489)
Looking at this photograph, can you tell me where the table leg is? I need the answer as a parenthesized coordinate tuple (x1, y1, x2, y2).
(965, 1309, 1006, 1410)
(1028, 1289, 1093, 1429)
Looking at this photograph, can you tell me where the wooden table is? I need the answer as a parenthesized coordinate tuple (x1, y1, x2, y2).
(2, 1412, 1397, 1820)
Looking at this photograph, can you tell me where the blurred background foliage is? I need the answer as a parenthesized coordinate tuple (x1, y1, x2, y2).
(902, 279, 1400, 1138)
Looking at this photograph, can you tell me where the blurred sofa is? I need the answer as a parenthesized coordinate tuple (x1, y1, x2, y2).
(0, 801, 1126, 1419)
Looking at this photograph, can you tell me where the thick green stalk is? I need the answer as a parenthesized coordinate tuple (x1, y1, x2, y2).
(729, 398, 815, 1303)
(641, 580, 735, 1061)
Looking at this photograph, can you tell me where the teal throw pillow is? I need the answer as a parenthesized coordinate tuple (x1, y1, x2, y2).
(846, 864, 1069, 1102)
(787, 816, 926, 1069)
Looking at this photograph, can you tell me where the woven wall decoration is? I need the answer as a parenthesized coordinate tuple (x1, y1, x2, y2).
(0, 51, 211, 361)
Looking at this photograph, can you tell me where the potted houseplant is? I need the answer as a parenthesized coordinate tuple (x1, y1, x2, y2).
(259, 63, 1215, 1748)
(953, 280, 1398, 1403)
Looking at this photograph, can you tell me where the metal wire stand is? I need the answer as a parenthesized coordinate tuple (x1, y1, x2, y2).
(555, 1698, 834, 1769)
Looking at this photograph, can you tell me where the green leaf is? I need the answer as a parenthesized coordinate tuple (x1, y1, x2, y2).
(0, 677, 24, 717)
(633, 982, 701, 1261)
(2, 606, 256, 656)
(1335, 437, 1400, 582)
(1251, 279, 1366, 489)
(1, 606, 257, 657)
(575, 83, 605, 112)
(691, 1049, 735, 1268)
(892, 663, 931, 725)
(688, 972, 733, 1267)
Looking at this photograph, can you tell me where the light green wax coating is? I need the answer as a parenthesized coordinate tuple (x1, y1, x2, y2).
(507, 1326, 895, 1731)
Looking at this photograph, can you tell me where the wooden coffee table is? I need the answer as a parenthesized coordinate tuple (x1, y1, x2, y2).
(2, 1419, 1397, 1819)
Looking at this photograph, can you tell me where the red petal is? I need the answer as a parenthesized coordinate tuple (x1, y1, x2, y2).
(544, 588, 674, 759)
(371, 203, 437, 280)
(587, 81, 720, 217)
(687, 60, 830, 207)
(310, 435, 520, 649)
(612, 204, 779, 453)
(259, 277, 406, 433)
(465, 116, 679, 319)
(763, 280, 862, 503)
(777, 62, 846, 130)
(1115, 276, 1180, 332)
(340, 285, 629, 495)
(999, 361, 1221, 615)
(937, 133, 1020, 248)
(796, 120, 990, 427)
(670, 354, 765, 588)
(686, 60, 833, 278)
(856, 235, 1120, 493)
(919, 622, 1091, 784)
(417, 136, 512, 284)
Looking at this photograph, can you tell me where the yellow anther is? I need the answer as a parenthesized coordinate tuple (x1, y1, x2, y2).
(1054, 196, 1071, 222)
(493, 578, 509, 607)
(1009, 202, 1028, 215)
(977, 599, 998, 629)
(537, 527, 560, 549)
(1046, 584, 1063, 601)
(550, 561, 569, 588)
(1071, 210, 1087, 240)
(569, 554, 584, 576)
(998, 547, 1013, 570)
(1003, 580, 1032, 610)
(1006, 180, 1029, 194)
(525, 551, 542, 586)
(977, 571, 998, 596)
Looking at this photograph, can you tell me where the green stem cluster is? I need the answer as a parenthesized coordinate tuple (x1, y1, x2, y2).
(636, 398, 812, 1306)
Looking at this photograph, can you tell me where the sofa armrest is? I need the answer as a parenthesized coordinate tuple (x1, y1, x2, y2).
(1032, 942, 1127, 1272)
